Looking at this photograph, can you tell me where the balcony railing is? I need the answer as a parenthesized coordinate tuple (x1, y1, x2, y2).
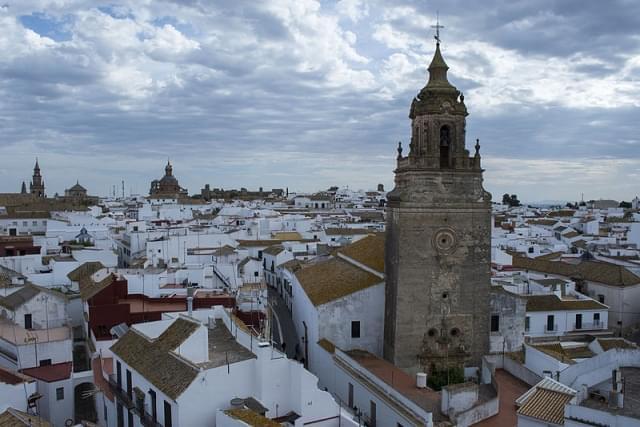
(107, 375, 134, 409)
(107, 376, 163, 427)
(544, 324, 558, 334)
(138, 408, 163, 427)
(572, 322, 604, 331)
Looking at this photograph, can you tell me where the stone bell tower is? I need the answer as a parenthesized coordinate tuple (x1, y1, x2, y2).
(30, 158, 45, 198)
(383, 41, 492, 375)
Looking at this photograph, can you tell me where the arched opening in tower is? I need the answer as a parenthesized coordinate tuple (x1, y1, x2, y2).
(440, 125, 451, 168)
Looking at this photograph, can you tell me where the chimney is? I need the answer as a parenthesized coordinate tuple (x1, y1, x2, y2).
(187, 286, 194, 316)
(416, 372, 427, 389)
(609, 369, 625, 409)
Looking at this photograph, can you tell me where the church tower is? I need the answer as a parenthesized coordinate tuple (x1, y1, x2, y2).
(30, 159, 45, 198)
(383, 41, 491, 375)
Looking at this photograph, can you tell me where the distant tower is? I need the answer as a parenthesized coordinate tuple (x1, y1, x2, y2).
(384, 39, 492, 375)
(30, 159, 45, 198)
(20, 181, 27, 194)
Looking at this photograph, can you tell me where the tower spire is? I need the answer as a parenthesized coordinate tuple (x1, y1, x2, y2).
(431, 11, 444, 44)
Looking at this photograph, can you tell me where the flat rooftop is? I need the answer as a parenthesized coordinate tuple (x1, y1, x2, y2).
(121, 299, 185, 313)
(579, 367, 640, 419)
(345, 349, 444, 420)
(0, 319, 70, 344)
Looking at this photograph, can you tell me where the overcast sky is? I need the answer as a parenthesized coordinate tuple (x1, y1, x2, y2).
(0, 0, 638, 202)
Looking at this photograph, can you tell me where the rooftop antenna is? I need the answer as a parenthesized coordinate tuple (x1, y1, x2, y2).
(431, 11, 444, 43)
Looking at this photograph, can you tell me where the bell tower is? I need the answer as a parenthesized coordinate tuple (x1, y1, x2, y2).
(30, 158, 45, 198)
(383, 40, 492, 375)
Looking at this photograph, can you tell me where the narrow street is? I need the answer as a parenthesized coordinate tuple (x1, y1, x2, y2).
(268, 287, 299, 359)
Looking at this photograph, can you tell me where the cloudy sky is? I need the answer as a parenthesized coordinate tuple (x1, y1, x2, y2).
(0, 0, 638, 202)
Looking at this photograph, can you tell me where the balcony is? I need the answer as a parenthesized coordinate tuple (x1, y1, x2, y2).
(107, 378, 162, 427)
(107, 375, 134, 409)
(572, 322, 604, 331)
(138, 408, 163, 427)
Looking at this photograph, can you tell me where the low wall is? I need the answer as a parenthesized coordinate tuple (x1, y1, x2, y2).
(453, 394, 499, 427)
(485, 354, 541, 386)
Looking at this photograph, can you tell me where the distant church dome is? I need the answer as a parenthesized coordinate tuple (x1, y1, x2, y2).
(149, 160, 187, 198)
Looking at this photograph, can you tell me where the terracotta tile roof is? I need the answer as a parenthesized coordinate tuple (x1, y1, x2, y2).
(0, 408, 52, 427)
(0, 367, 33, 386)
(517, 387, 573, 424)
(295, 257, 381, 306)
(325, 228, 372, 236)
(532, 343, 594, 364)
(20, 362, 73, 383)
(271, 231, 303, 241)
(547, 210, 576, 217)
(525, 294, 606, 312)
(79, 271, 115, 301)
(512, 256, 640, 287)
(280, 259, 305, 273)
(237, 239, 284, 247)
(317, 338, 336, 354)
(0, 285, 39, 310)
(67, 261, 104, 282)
(337, 233, 384, 274)
(110, 318, 200, 400)
(516, 377, 576, 407)
(263, 245, 285, 256)
(224, 409, 280, 426)
(527, 219, 559, 226)
(212, 245, 236, 256)
(597, 338, 638, 352)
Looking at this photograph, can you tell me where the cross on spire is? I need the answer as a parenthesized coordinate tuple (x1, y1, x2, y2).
(431, 11, 444, 43)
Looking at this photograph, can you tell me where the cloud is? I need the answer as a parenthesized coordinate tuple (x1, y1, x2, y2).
(0, 0, 638, 202)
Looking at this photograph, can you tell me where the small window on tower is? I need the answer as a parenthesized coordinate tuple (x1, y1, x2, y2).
(440, 125, 451, 168)
(491, 315, 500, 332)
(351, 321, 361, 338)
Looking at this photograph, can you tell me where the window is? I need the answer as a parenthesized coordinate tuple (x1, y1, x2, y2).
(24, 314, 32, 330)
(348, 383, 354, 408)
(39, 359, 52, 366)
(525, 316, 530, 332)
(351, 321, 361, 338)
(528, 247, 534, 253)
(370, 400, 377, 427)
(22, 221, 28, 226)
(490, 315, 500, 332)
(56, 387, 64, 400)
(258, 250, 263, 259)
(117, 403, 124, 427)
(598, 294, 605, 304)
(126, 369, 132, 399)
(149, 389, 157, 421)
(104, 404, 108, 423)
(32, 221, 37, 226)
(164, 401, 172, 427)
(439, 125, 451, 168)
(594, 313, 601, 326)
(128, 411, 133, 427)
(116, 361, 122, 387)
(547, 315, 555, 332)
(575, 313, 583, 330)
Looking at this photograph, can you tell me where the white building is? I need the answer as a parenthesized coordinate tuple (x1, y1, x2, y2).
(289, 235, 385, 384)
(104, 307, 357, 427)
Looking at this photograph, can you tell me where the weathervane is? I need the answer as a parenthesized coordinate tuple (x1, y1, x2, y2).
(431, 11, 444, 43)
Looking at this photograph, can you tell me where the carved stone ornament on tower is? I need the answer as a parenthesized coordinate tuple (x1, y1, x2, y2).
(383, 38, 492, 375)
